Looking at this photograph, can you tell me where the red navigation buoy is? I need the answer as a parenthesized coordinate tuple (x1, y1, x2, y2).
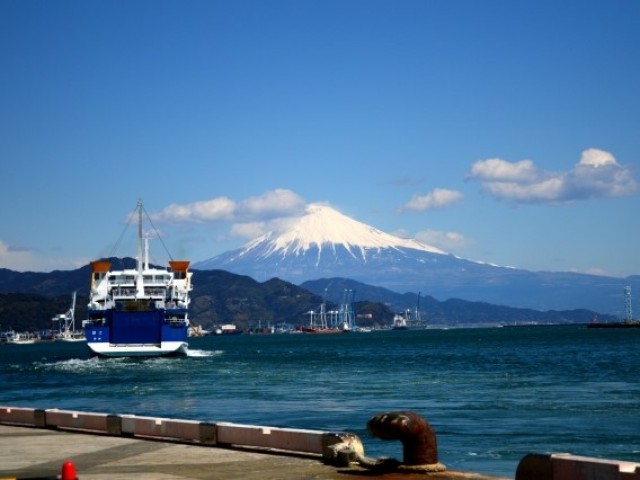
(60, 460, 78, 480)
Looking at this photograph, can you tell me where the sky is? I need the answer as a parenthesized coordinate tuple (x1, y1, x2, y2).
(1, 0, 639, 278)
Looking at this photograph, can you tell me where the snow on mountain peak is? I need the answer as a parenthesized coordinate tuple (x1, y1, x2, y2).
(243, 203, 446, 258)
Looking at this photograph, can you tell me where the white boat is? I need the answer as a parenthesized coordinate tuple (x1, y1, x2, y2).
(391, 310, 409, 330)
(214, 324, 241, 335)
(83, 199, 193, 357)
(10, 332, 37, 344)
(392, 293, 427, 330)
(52, 292, 85, 342)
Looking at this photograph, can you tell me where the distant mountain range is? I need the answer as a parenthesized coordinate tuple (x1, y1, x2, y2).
(0, 263, 611, 333)
(194, 204, 639, 315)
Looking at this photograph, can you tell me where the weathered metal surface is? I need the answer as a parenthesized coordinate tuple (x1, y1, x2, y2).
(366, 410, 446, 472)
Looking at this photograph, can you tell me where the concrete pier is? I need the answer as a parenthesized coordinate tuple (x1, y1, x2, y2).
(2, 406, 638, 480)
(0, 425, 504, 479)
(0, 406, 505, 479)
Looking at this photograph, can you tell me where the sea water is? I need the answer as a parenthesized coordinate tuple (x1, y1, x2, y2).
(1, 326, 639, 477)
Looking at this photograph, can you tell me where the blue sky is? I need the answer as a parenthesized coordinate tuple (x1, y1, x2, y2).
(1, 0, 639, 277)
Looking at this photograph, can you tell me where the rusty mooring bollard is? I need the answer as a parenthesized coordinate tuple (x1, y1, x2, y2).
(366, 411, 446, 472)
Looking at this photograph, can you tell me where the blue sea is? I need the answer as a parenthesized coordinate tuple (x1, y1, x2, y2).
(1, 326, 639, 478)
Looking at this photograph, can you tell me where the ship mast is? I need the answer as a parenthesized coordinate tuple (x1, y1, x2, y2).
(135, 198, 145, 297)
(136, 198, 143, 272)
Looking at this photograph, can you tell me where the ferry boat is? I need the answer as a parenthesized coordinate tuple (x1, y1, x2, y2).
(83, 200, 193, 357)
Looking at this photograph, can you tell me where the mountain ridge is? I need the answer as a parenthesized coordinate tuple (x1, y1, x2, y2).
(0, 265, 613, 333)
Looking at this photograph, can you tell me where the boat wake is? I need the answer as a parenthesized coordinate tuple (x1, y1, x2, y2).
(187, 349, 223, 357)
(37, 356, 105, 373)
(25, 349, 220, 377)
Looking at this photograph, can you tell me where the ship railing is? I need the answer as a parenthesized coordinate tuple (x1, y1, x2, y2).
(165, 307, 188, 313)
(83, 318, 106, 327)
(178, 292, 191, 301)
(110, 287, 136, 297)
(109, 293, 163, 301)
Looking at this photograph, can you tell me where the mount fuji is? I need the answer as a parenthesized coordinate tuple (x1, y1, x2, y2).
(194, 204, 638, 313)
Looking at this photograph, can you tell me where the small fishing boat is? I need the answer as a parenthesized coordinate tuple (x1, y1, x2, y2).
(12, 332, 37, 344)
(83, 199, 193, 357)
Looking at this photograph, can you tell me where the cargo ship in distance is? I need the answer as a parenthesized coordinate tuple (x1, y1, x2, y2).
(83, 199, 193, 357)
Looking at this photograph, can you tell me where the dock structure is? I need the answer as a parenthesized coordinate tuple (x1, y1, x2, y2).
(1, 406, 638, 480)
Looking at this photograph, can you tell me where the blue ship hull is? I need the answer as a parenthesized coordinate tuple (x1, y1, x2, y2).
(85, 309, 189, 357)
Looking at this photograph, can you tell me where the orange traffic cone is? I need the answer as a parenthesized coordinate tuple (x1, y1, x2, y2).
(60, 461, 77, 480)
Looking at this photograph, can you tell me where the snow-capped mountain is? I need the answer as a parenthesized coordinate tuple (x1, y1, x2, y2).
(195, 203, 453, 280)
(233, 203, 445, 261)
(194, 204, 638, 313)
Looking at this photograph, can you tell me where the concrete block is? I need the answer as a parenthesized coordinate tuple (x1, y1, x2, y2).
(0, 406, 39, 426)
(120, 415, 202, 441)
(44, 409, 112, 432)
(517, 453, 640, 480)
(215, 423, 333, 454)
(553, 454, 640, 480)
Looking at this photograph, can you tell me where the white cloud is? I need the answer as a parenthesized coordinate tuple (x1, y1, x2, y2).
(230, 222, 268, 239)
(481, 176, 565, 202)
(146, 189, 307, 242)
(469, 158, 538, 182)
(153, 197, 236, 223)
(0, 240, 87, 272)
(237, 189, 306, 219)
(0, 240, 32, 270)
(399, 188, 464, 212)
(151, 189, 305, 224)
(414, 229, 473, 251)
(578, 148, 617, 167)
(467, 148, 637, 203)
(393, 228, 472, 252)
